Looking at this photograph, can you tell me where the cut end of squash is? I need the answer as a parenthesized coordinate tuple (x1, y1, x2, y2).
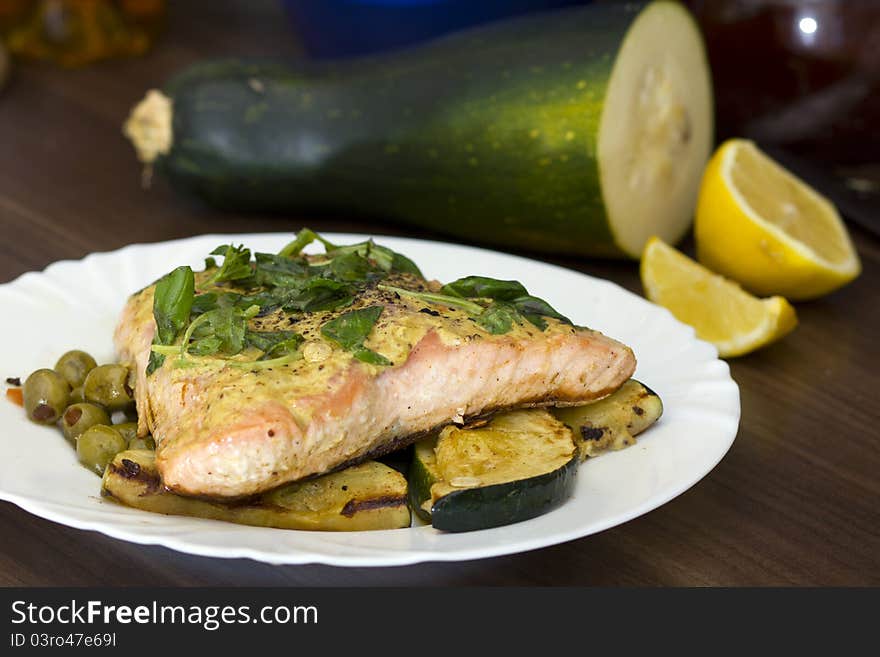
(123, 89, 174, 166)
(598, 0, 714, 258)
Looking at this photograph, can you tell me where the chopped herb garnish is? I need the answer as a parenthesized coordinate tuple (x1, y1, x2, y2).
(381, 278, 570, 334)
(277, 227, 337, 257)
(475, 301, 518, 335)
(245, 330, 304, 360)
(321, 306, 391, 366)
(510, 295, 572, 328)
(281, 277, 354, 313)
(206, 244, 253, 285)
(378, 285, 484, 314)
(147, 266, 195, 374)
(441, 276, 528, 301)
(144, 229, 569, 375)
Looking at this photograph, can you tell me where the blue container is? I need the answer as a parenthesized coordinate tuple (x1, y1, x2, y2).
(282, 0, 592, 59)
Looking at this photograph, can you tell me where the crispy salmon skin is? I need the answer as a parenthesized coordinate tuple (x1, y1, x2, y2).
(114, 236, 636, 499)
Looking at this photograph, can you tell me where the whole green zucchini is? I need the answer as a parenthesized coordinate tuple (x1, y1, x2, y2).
(124, 1, 712, 258)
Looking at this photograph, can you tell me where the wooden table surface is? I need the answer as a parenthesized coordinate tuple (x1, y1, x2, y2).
(1, 1, 878, 587)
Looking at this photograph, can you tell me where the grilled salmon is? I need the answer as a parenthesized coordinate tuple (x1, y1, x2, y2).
(114, 238, 636, 499)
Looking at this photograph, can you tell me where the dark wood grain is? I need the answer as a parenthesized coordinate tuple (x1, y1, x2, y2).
(1, 0, 878, 587)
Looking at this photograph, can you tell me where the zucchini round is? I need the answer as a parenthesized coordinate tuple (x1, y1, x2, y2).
(102, 451, 412, 531)
(552, 379, 664, 459)
(124, 1, 712, 258)
(409, 409, 579, 532)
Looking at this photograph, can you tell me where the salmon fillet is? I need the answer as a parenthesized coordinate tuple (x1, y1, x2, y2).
(114, 258, 635, 499)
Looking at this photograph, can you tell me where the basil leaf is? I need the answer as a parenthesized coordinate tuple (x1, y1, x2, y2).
(441, 276, 528, 301)
(184, 306, 254, 356)
(353, 347, 392, 366)
(148, 266, 195, 375)
(520, 313, 547, 331)
(207, 244, 252, 284)
(377, 284, 484, 315)
(391, 252, 423, 277)
(282, 278, 353, 313)
(252, 252, 309, 288)
(153, 266, 195, 344)
(328, 252, 381, 282)
(186, 335, 224, 356)
(146, 351, 165, 376)
(512, 295, 571, 326)
(246, 330, 303, 359)
(191, 292, 219, 315)
(321, 306, 390, 365)
(277, 228, 337, 257)
(476, 301, 518, 335)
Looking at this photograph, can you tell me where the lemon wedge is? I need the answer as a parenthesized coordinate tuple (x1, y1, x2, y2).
(641, 237, 797, 358)
(694, 139, 860, 300)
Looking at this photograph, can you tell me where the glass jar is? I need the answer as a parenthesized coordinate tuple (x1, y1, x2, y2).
(687, 0, 880, 167)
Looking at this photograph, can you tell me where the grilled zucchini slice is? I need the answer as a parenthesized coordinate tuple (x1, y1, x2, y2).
(102, 450, 411, 531)
(552, 379, 663, 460)
(410, 409, 578, 532)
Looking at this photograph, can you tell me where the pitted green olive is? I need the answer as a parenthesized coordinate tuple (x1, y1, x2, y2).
(61, 403, 111, 443)
(83, 364, 134, 412)
(113, 422, 138, 444)
(76, 425, 126, 475)
(54, 350, 97, 388)
(23, 368, 70, 424)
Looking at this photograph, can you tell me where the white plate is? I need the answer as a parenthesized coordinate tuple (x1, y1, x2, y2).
(0, 233, 739, 566)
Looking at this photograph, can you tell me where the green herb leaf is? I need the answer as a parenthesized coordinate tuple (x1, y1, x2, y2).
(153, 266, 196, 344)
(282, 278, 353, 313)
(377, 284, 484, 315)
(321, 306, 390, 365)
(323, 239, 423, 277)
(277, 228, 337, 257)
(352, 347, 392, 366)
(441, 276, 528, 301)
(476, 301, 518, 335)
(512, 295, 571, 327)
(328, 251, 382, 282)
(252, 252, 309, 288)
(186, 335, 224, 356)
(191, 292, 219, 314)
(246, 330, 304, 359)
(391, 252, 423, 277)
(148, 266, 195, 375)
(206, 244, 253, 284)
(146, 351, 166, 376)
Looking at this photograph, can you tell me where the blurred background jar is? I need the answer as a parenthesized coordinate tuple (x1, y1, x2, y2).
(0, 0, 165, 67)
(686, 0, 880, 234)
(686, 0, 880, 167)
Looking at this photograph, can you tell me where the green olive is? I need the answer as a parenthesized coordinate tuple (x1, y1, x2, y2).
(128, 435, 156, 451)
(54, 350, 97, 388)
(23, 368, 70, 424)
(69, 385, 85, 404)
(113, 421, 138, 444)
(61, 403, 111, 444)
(76, 425, 126, 475)
(83, 364, 134, 412)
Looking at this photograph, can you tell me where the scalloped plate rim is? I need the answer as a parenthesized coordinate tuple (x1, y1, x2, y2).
(0, 233, 740, 567)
